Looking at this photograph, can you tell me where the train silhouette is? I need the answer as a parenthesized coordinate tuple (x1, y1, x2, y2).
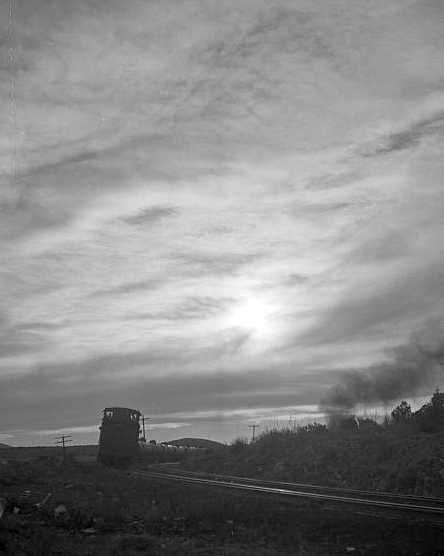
(97, 407, 142, 467)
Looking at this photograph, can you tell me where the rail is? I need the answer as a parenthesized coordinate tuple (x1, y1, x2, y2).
(130, 469, 444, 516)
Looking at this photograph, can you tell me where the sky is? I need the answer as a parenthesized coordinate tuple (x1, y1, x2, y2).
(1, 0, 444, 446)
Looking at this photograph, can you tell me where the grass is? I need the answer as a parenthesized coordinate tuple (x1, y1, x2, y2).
(1, 453, 443, 555)
(185, 425, 444, 497)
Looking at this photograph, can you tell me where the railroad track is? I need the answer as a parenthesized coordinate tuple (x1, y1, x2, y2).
(153, 467, 444, 505)
(130, 468, 444, 516)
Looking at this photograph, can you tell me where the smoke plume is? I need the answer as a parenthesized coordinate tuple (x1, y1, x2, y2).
(320, 318, 444, 412)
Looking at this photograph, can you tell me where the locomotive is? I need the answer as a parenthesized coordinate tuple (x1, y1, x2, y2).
(97, 407, 142, 467)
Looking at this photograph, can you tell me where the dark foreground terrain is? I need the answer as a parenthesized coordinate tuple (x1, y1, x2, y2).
(1, 447, 443, 555)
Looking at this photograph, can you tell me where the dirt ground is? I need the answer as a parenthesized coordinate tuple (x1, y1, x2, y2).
(1, 449, 443, 555)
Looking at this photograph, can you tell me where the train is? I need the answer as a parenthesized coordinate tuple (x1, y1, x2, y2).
(97, 407, 142, 467)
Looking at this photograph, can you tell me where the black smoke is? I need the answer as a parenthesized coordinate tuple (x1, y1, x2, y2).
(320, 318, 444, 412)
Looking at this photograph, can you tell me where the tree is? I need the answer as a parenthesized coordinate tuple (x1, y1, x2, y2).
(414, 389, 444, 432)
(391, 400, 412, 424)
(431, 388, 444, 412)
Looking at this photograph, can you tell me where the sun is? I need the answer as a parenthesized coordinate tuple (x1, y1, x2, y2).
(226, 297, 275, 338)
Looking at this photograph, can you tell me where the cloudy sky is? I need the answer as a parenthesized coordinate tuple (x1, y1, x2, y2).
(1, 0, 444, 445)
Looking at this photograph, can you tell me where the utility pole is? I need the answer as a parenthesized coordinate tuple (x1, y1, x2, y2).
(141, 415, 150, 443)
(55, 435, 72, 463)
(248, 424, 259, 442)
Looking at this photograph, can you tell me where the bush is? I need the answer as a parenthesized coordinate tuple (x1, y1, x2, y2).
(189, 392, 444, 497)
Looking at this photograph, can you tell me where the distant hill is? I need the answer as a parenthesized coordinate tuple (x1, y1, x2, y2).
(0, 443, 11, 448)
(169, 438, 225, 449)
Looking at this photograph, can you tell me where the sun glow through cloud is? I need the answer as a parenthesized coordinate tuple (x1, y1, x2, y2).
(225, 296, 278, 345)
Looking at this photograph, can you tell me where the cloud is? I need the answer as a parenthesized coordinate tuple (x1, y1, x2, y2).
(121, 206, 177, 226)
(347, 230, 411, 264)
(149, 422, 190, 430)
(91, 279, 164, 297)
(363, 111, 444, 157)
(34, 425, 98, 436)
(278, 273, 310, 287)
(297, 261, 444, 347)
(0, 193, 70, 241)
(0, 312, 51, 357)
(173, 251, 263, 277)
(125, 296, 234, 322)
(15, 321, 66, 331)
(1, 0, 444, 444)
(0, 352, 329, 432)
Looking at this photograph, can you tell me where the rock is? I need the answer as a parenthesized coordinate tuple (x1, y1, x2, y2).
(81, 527, 97, 534)
(54, 504, 68, 519)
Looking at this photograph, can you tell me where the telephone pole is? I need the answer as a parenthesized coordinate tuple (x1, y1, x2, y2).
(55, 434, 72, 463)
(141, 415, 150, 443)
(248, 424, 259, 442)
